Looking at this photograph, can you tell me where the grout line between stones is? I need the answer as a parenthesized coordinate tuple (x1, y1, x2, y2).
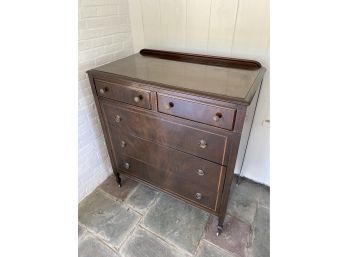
(123, 183, 140, 203)
(192, 214, 212, 257)
(137, 223, 194, 257)
(78, 222, 120, 254)
(201, 239, 240, 257)
(117, 212, 143, 252)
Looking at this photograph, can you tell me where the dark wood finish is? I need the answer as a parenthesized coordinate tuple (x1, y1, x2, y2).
(110, 130, 225, 211)
(100, 99, 229, 165)
(140, 49, 261, 70)
(95, 79, 151, 109)
(89, 50, 266, 105)
(116, 154, 225, 211)
(157, 93, 236, 130)
(87, 49, 266, 235)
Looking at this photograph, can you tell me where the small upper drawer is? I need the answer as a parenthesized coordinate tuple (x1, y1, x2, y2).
(157, 94, 236, 130)
(94, 79, 151, 109)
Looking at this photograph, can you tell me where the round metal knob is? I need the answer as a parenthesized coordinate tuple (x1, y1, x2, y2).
(124, 162, 130, 169)
(197, 169, 205, 176)
(213, 113, 222, 122)
(115, 115, 121, 123)
(134, 95, 142, 103)
(99, 87, 107, 94)
(120, 141, 126, 148)
(199, 139, 207, 149)
(195, 193, 202, 200)
(165, 102, 174, 110)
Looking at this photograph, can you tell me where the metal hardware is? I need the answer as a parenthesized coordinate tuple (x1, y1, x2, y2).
(165, 102, 174, 110)
(99, 88, 107, 94)
(216, 225, 223, 236)
(195, 193, 202, 200)
(120, 141, 126, 148)
(124, 162, 130, 169)
(213, 112, 222, 122)
(115, 115, 121, 123)
(199, 139, 207, 149)
(197, 169, 205, 176)
(134, 95, 142, 102)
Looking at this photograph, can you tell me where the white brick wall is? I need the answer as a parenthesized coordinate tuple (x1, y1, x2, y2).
(78, 0, 133, 201)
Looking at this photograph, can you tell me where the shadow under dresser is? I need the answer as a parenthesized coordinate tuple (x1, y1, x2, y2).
(87, 49, 266, 236)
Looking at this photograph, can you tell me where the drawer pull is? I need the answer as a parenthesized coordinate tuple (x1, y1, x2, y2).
(99, 87, 107, 94)
(115, 115, 121, 123)
(197, 169, 205, 176)
(195, 193, 202, 200)
(213, 113, 222, 122)
(124, 162, 130, 169)
(120, 141, 126, 148)
(165, 102, 174, 110)
(199, 139, 207, 149)
(133, 95, 143, 103)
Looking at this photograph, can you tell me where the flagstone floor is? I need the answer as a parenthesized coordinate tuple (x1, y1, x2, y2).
(79, 175, 269, 257)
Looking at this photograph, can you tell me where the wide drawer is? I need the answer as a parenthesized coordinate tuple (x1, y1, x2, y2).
(94, 79, 151, 109)
(157, 93, 236, 130)
(110, 130, 225, 211)
(101, 100, 228, 165)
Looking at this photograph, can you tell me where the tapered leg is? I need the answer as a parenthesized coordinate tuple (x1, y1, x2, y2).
(116, 172, 122, 187)
(216, 215, 224, 236)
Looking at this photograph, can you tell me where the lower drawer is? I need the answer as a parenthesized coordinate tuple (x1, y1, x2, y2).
(116, 154, 224, 211)
(109, 129, 225, 211)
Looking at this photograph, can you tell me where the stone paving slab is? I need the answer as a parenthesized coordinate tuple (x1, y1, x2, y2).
(227, 189, 258, 225)
(250, 207, 269, 257)
(126, 184, 160, 214)
(79, 224, 86, 239)
(234, 179, 261, 201)
(196, 241, 239, 257)
(120, 227, 190, 257)
(143, 193, 209, 254)
(204, 215, 251, 257)
(258, 186, 270, 209)
(79, 233, 121, 257)
(78, 190, 140, 248)
(98, 175, 138, 201)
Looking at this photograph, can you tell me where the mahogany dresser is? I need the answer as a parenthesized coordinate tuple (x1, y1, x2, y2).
(87, 49, 266, 236)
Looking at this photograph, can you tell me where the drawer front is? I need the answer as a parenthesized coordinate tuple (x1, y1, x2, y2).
(157, 93, 236, 130)
(110, 130, 225, 211)
(95, 79, 151, 109)
(101, 100, 228, 165)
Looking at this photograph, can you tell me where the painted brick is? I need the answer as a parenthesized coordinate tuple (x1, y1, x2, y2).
(104, 42, 123, 54)
(97, 6, 118, 16)
(79, 6, 98, 19)
(78, 0, 133, 202)
(80, 0, 115, 7)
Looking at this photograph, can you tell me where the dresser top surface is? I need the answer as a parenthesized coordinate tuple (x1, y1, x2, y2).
(90, 49, 266, 104)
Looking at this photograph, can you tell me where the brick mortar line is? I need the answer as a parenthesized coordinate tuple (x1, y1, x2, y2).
(81, 14, 130, 20)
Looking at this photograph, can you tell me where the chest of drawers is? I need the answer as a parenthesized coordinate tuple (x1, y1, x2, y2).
(87, 49, 266, 236)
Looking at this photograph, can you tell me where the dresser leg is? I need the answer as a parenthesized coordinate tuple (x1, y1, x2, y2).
(216, 216, 224, 236)
(116, 172, 122, 187)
